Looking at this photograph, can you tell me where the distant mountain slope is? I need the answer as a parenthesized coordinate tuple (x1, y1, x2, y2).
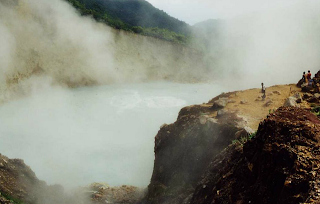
(87, 0, 191, 35)
(65, 0, 191, 43)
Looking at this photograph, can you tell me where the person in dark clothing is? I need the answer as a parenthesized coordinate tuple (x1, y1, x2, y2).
(261, 83, 266, 100)
(302, 72, 306, 81)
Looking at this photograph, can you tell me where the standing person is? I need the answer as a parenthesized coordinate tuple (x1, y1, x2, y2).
(261, 83, 266, 100)
(307, 70, 312, 80)
(304, 72, 309, 85)
(302, 72, 306, 81)
(299, 71, 308, 88)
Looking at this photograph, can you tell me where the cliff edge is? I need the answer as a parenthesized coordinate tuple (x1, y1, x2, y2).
(191, 106, 320, 204)
(141, 83, 320, 204)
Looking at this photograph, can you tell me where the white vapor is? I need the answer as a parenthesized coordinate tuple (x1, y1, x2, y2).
(146, 0, 302, 25)
(0, 0, 206, 104)
(1, 0, 320, 197)
(194, 0, 320, 88)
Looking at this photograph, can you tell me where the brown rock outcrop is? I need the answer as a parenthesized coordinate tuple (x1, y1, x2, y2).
(190, 107, 320, 204)
(140, 104, 245, 204)
(0, 154, 84, 204)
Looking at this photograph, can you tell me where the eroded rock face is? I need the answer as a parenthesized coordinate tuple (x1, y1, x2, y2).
(190, 107, 320, 204)
(140, 104, 244, 204)
(0, 154, 88, 204)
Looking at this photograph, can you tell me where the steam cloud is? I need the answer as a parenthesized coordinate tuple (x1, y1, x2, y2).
(1, 0, 320, 200)
(198, 0, 320, 88)
(0, 0, 208, 104)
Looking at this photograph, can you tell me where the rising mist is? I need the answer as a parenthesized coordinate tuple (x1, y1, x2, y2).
(195, 0, 320, 87)
(0, 0, 206, 104)
(1, 0, 320, 200)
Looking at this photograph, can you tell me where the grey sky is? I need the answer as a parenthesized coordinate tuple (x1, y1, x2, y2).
(145, 0, 302, 25)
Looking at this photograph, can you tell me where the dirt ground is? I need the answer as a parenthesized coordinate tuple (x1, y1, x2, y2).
(212, 84, 301, 130)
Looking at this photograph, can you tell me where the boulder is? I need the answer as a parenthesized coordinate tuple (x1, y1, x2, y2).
(307, 96, 319, 103)
(306, 93, 320, 103)
(264, 100, 273, 107)
(314, 93, 320, 99)
(296, 98, 302, 103)
(272, 90, 281, 95)
(293, 93, 302, 100)
(296, 78, 304, 87)
(292, 93, 303, 103)
(217, 109, 227, 117)
(199, 115, 209, 125)
(228, 99, 236, 103)
(211, 97, 228, 110)
(235, 126, 255, 139)
(240, 100, 248, 104)
(303, 93, 313, 100)
(302, 86, 313, 92)
(283, 97, 298, 107)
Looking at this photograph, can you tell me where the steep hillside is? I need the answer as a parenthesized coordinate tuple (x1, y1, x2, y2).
(65, 0, 191, 43)
(0, 0, 210, 104)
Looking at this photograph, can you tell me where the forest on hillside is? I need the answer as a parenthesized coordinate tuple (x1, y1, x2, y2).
(65, 0, 191, 44)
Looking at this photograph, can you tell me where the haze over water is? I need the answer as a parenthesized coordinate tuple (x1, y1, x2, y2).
(0, 82, 231, 189)
(1, 0, 320, 192)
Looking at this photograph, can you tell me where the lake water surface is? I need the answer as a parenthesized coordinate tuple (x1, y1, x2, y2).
(0, 82, 233, 189)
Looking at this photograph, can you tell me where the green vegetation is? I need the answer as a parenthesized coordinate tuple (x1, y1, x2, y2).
(232, 131, 257, 146)
(268, 109, 275, 114)
(0, 192, 25, 204)
(64, 0, 190, 44)
(311, 106, 320, 116)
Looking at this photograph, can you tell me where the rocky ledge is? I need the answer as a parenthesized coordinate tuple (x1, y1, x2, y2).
(140, 97, 252, 204)
(4, 83, 320, 204)
(190, 106, 320, 204)
(0, 153, 66, 204)
(0, 153, 142, 204)
(140, 83, 320, 204)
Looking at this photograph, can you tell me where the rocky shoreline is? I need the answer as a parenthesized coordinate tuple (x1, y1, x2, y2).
(2, 83, 320, 204)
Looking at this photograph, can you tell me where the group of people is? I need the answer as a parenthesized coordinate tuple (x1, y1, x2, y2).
(302, 70, 313, 87)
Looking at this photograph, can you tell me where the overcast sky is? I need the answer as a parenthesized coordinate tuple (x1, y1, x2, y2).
(145, 0, 302, 25)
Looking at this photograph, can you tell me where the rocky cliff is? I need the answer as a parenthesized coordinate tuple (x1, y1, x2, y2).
(0, 153, 69, 204)
(0, 153, 143, 204)
(191, 106, 320, 204)
(140, 93, 253, 204)
(3, 83, 320, 204)
(141, 84, 320, 204)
